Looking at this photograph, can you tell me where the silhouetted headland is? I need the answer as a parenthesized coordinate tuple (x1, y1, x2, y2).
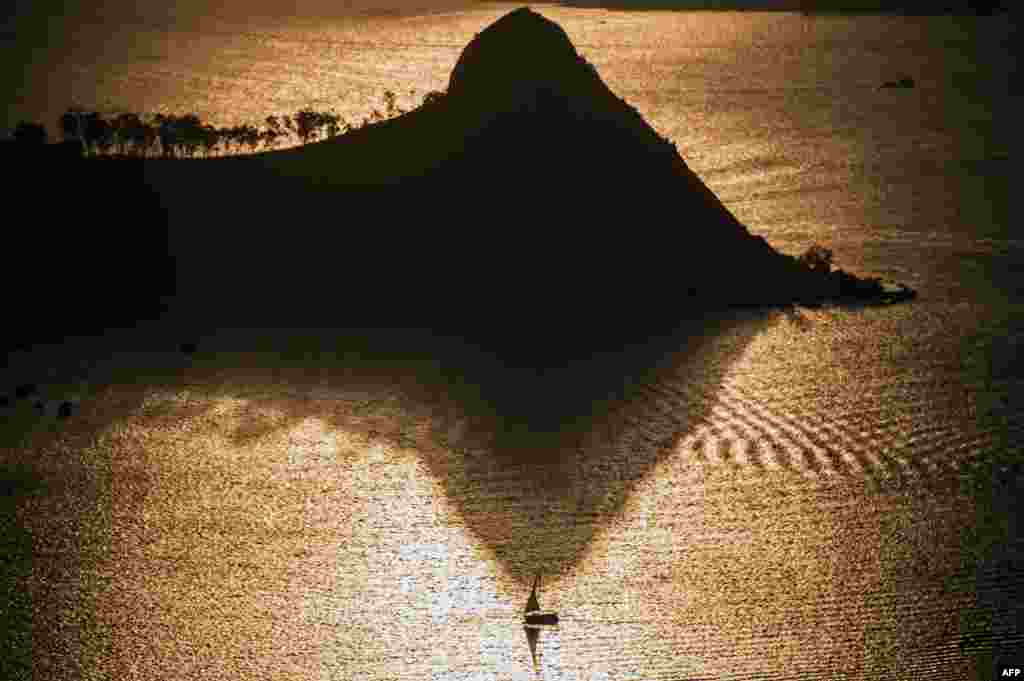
(5, 8, 914, 367)
(557, 0, 1007, 14)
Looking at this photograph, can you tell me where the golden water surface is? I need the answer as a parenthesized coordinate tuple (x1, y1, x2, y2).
(2, 4, 1019, 680)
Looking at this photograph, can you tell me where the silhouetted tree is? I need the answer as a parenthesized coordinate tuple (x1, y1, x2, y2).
(262, 115, 285, 150)
(83, 112, 114, 156)
(293, 108, 322, 146)
(43, 97, 429, 159)
(422, 90, 446, 107)
(259, 127, 282, 151)
(139, 117, 159, 157)
(174, 114, 203, 158)
(154, 114, 177, 158)
(321, 109, 346, 139)
(799, 244, 833, 274)
(113, 112, 146, 155)
(264, 115, 282, 137)
(383, 90, 399, 117)
(199, 124, 220, 157)
(281, 114, 296, 140)
(152, 113, 200, 158)
(239, 123, 261, 153)
(215, 125, 237, 154)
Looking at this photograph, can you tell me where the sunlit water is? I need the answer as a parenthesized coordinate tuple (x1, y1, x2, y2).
(2, 4, 1020, 680)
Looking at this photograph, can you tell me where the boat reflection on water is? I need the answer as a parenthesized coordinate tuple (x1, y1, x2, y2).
(523, 573, 559, 672)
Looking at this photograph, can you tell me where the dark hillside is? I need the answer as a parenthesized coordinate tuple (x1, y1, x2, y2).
(5, 8, 911, 367)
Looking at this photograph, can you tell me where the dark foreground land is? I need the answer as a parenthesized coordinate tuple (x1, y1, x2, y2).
(3, 8, 913, 370)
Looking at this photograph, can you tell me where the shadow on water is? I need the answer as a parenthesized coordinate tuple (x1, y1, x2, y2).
(408, 308, 775, 578)
(4, 299, 1018, 675)
(3, 160, 1014, 681)
(0, 463, 42, 681)
(1, 298, 774, 678)
(0, 6, 1013, 674)
(50, 313, 772, 568)
(0, 138, 839, 605)
(116, 304, 768, 671)
(2, 289, 774, 570)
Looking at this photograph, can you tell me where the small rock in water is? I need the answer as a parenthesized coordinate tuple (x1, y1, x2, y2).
(33, 400, 45, 412)
(0, 395, 11, 408)
(180, 341, 198, 355)
(57, 401, 74, 418)
(15, 383, 37, 399)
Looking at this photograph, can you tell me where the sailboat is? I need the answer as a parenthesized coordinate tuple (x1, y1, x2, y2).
(524, 573, 559, 627)
(523, 573, 559, 673)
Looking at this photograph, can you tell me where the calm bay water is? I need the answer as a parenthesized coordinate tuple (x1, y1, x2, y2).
(2, 4, 1020, 680)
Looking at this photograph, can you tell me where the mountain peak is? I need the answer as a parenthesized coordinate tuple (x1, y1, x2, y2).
(441, 7, 680, 185)
(140, 7, 913, 359)
(447, 7, 582, 101)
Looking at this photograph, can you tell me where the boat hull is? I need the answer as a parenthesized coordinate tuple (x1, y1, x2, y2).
(524, 612, 560, 626)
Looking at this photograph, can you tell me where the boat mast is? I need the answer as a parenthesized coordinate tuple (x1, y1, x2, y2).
(525, 573, 541, 614)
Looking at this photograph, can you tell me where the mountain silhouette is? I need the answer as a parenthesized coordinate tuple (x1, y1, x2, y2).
(145, 6, 910, 366)
(6, 8, 910, 364)
(372, 7, 894, 362)
(274, 9, 791, 360)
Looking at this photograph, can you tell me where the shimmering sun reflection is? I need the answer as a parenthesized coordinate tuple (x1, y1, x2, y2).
(81, 389, 550, 680)
(22, 296, 998, 681)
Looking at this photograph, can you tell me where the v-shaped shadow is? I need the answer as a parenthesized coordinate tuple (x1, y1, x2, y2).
(1, 271, 775, 681)
(404, 308, 774, 581)
(3, 137, 780, 594)
(3, 302, 774, 584)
